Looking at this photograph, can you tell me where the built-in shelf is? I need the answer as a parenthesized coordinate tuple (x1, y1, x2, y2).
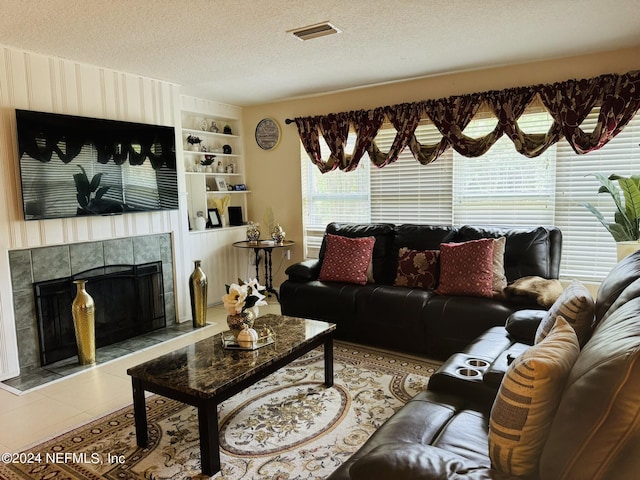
(181, 102, 247, 234)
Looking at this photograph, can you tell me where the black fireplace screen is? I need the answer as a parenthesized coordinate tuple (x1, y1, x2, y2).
(33, 262, 165, 365)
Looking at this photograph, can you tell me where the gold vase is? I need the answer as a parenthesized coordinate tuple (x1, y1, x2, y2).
(227, 310, 256, 339)
(71, 279, 96, 365)
(189, 260, 208, 328)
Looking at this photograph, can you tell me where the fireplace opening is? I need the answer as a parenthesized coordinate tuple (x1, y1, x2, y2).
(33, 262, 165, 365)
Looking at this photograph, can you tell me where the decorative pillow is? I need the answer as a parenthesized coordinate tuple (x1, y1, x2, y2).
(489, 316, 580, 477)
(393, 248, 439, 289)
(492, 237, 507, 295)
(318, 234, 375, 285)
(504, 275, 564, 308)
(436, 238, 494, 298)
(535, 280, 595, 347)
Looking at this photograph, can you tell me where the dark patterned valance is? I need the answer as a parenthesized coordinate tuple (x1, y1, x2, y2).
(292, 70, 640, 173)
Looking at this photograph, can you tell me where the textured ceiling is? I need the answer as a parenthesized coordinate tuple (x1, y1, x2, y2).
(1, 0, 639, 106)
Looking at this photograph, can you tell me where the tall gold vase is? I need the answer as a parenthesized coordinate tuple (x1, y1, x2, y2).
(189, 260, 208, 328)
(71, 279, 96, 365)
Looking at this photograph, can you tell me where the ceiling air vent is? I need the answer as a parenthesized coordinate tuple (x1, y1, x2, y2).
(289, 22, 342, 41)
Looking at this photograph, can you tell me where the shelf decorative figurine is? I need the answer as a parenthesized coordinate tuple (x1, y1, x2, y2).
(195, 211, 207, 231)
(211, 195, 231, 226)
(186, 135, 202, 151)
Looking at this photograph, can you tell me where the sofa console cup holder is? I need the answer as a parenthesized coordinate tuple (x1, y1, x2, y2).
(456, 367, 481, 378)
(465, 358, 489, 368)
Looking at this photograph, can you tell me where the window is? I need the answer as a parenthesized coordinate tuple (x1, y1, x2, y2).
(370, 121, 453, 225)
(452, 110, 556, 226)
(555, 108, 640, 281)
(300, 108, 640, 282)
(301, 136, 370, 257)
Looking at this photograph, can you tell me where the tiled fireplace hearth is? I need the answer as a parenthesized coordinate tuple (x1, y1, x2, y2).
(8, 234, 177, 375)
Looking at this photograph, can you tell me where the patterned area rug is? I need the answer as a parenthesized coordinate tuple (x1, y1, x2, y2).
(0, 342, 441, 479)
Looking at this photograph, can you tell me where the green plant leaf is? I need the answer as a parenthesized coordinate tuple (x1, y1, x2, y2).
(94, 186, 110, 200)
(585, 173, 638, 241)
(76, 192, 88, 208)
(89, 172, 103, 192)
(73, 171, 90, 193)
(618, 178, 640, 222)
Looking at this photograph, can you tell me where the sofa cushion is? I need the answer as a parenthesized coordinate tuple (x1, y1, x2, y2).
(394, 248, 440, 289)
(349, 443, 495, 480)
(456, 225, 556, 282)
(489, 317, 580, 477)
(492, 237, 507, 295)
(436, 239, 495, 298)
(321, 222, 397, 284)
(319, 234, 375, 285)
(539, 297, 640, 480)
(394, 224, 457, 251)
(534, 280, 595, 347)
(594, 248, 640, 324)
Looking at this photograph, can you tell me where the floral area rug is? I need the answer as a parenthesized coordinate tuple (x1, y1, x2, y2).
(0, 341, 441, 480)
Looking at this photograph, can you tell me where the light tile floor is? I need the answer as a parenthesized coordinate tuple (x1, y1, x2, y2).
(0, 301, 282, 454)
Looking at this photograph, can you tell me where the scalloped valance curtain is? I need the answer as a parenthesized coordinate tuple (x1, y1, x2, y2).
(293, 70, 640, 173)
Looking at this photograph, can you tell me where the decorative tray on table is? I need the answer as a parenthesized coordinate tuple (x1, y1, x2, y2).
(221, 327, 275, 351)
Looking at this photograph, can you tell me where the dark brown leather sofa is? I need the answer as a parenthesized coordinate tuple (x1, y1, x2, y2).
(327, 250, 640, 480)
(280, 222, 562, 359)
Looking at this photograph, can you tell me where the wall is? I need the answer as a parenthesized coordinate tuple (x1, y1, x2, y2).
(0, 45, 191, 380)
(242, 46, 640, 288)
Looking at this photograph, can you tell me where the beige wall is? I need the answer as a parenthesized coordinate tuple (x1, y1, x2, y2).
(243, 46, 640, 288)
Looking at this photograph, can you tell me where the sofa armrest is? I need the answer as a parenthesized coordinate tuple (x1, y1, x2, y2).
(505, 309, 546, 344)
(284, 259, 321, 282)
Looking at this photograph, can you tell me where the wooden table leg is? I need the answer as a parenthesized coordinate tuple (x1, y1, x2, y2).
(131, 378, 148, 447)
(198, 400, 221, 476)
(324, 335, 334, 387)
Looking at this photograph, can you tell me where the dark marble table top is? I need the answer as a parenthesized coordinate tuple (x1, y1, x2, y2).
(127, 314, 335, 399)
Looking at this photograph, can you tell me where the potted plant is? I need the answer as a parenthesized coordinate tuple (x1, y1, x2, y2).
(186, 135, 202, 151)
(583, 173, 640, 260)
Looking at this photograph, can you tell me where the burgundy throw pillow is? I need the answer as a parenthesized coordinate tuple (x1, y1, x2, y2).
(394, 248, 440, 289)
(319, 234, 376, 285)
(436, 238, 495, 298)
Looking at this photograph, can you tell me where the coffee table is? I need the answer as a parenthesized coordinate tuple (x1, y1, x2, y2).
(127, 314, 335, 476)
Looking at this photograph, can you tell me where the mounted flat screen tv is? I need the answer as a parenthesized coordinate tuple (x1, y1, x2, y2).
(16, 109, 179, 220)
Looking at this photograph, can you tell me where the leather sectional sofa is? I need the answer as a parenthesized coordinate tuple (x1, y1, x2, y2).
(326, 249, 640, 480)
(280, 222, 562, 359)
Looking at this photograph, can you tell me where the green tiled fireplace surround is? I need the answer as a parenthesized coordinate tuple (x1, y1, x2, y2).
(8, 233, 176, 373)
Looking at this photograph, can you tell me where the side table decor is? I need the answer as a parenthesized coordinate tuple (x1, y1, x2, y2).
(271, 223, 286, 244)
(222, 278, 267, 339)
(189, 260, 208, 328)
(246, 221, 260, 243)
(71, 279, 96, 365)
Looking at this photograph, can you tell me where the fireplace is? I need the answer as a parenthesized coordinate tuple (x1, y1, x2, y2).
(34, 262, 165, 365)
(8, 233, 177, 373)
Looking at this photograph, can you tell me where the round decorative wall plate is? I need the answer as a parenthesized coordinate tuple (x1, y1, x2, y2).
(255, 118, 281, 150)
